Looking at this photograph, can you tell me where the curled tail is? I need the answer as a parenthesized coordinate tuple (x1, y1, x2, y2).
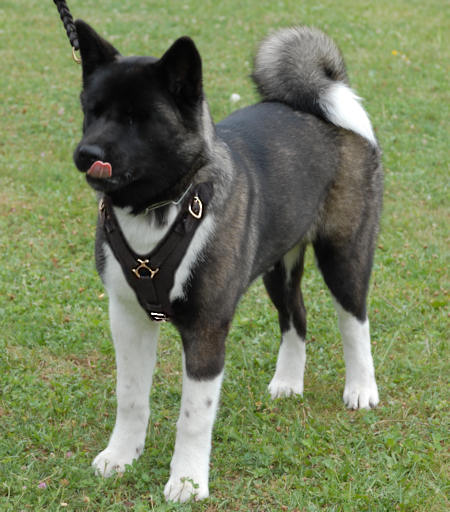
(252, 26, 377, 145)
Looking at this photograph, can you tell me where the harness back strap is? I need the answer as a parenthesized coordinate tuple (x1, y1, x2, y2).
(99, 183, 213, 321)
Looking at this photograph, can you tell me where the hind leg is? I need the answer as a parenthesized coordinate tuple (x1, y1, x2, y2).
(314, 237, 379, 409)
(334, 300, 379, 409)
(264, 245, 307, 399)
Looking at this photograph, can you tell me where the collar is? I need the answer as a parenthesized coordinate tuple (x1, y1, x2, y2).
(144, 183, 193, 215)
(99, 182, 213, 322)
(141, 153, 207, 215)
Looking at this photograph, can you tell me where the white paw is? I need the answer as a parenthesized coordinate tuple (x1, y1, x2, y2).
(343, 379, 379, 410)
(268, 377, 303, 399)
(164, 474, 209, 503)
(92, 444, 143, 477)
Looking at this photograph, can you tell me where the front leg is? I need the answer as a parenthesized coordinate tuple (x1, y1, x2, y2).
(93, 295, 159, 477)
(164, 327, 226, 503)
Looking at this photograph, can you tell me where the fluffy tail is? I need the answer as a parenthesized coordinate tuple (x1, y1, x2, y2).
(252, 26, 377, 145)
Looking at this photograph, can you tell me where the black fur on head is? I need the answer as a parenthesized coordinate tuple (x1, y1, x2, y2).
(73, 20, 208, 213)
(158, 36, 204, 108)
(75, 20, 120, 84)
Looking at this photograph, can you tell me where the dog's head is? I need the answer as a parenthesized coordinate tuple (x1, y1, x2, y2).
(73, 20, 210, 212)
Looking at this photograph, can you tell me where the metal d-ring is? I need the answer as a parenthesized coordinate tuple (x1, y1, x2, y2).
(188, 195, 203, 220)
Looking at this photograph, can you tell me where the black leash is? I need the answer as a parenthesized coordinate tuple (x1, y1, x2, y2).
(53, 0, 81, 63)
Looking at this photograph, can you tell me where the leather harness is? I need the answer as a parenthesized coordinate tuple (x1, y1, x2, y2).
(99, 182, 213, 322)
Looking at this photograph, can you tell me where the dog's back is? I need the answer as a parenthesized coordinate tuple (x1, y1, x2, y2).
(213, 27, 382, 281)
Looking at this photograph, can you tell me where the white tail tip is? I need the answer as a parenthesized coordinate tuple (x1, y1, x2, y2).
(320, 82, 377, 145)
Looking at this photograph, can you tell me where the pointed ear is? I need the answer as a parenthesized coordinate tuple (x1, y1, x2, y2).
(158, 37, 203, 104)
(74, 20, 120, 83)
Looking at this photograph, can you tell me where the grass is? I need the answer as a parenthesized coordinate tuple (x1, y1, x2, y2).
(0, 0, 448, 510)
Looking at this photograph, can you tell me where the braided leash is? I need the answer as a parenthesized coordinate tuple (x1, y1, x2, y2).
(53, 0, 81, 63)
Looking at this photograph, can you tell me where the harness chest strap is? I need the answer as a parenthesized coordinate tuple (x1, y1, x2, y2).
(99, 183, 213, 321)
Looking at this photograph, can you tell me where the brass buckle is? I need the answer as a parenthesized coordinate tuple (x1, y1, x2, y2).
(149, 312, 168, 322)
(132, 259, 159, 279)
(188, 196, 203, 220)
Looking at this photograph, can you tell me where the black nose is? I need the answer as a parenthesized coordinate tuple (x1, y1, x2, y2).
(74, 144, 105, 172)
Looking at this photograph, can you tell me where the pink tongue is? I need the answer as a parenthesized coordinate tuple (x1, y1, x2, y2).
(87, 161, 112, 179)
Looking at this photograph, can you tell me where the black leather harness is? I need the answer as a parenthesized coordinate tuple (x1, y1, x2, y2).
(99, 182, 213, 322)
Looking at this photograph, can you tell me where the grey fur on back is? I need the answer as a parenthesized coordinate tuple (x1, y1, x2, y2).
(252, 26, 348, 115)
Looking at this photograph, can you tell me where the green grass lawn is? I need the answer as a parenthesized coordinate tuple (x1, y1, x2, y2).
(0, 0, 448, 510)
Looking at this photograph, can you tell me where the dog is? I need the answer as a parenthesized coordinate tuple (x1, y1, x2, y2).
(72, 21, 382, 502)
